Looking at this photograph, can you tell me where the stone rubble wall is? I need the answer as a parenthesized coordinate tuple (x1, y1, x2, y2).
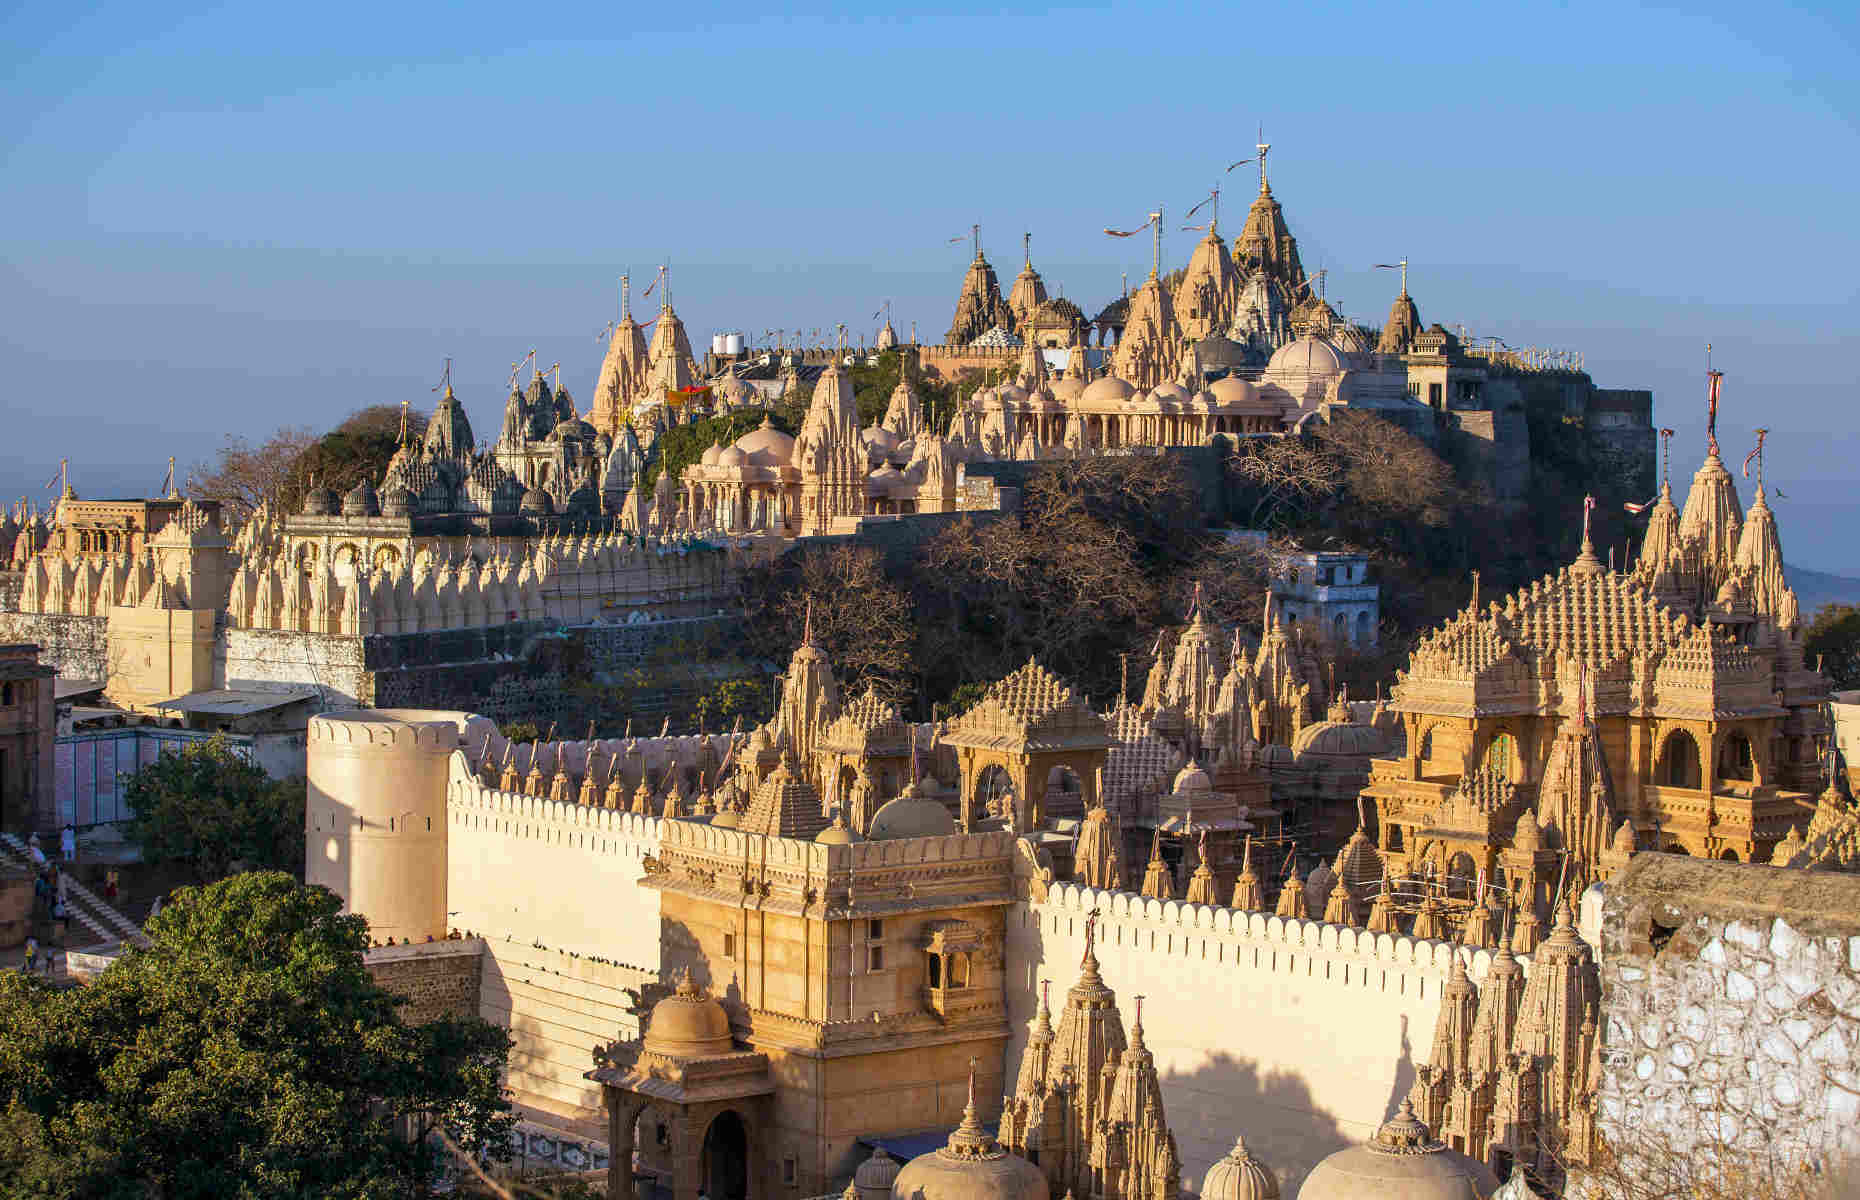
(0, 611, 108, 681)
(364, 938, 485, 1024)
(1599, 856, 1860, 1180)
(1009, 881, 1528, 1196)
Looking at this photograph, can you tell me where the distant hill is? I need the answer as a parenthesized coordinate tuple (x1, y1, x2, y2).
(1788, 564, 1860, 619)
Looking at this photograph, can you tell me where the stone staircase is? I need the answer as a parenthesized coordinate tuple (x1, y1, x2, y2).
(0, 833, 148, 948)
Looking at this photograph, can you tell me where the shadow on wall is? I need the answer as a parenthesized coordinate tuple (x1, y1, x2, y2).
(1382, 1013, 1416, 1125)
(1158, 1051, 1351, 1197)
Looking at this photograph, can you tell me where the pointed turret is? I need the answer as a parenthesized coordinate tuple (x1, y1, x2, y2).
(1075, 800, 1124, 891)
(1537, 671, 1617, 869)
(946, 236, 1015, 345)
(1230, 835, 1264, 911)
(592, 278, 653, 437)
(1734, 484, 1793, 625)
(1139, 827, 1174, 901)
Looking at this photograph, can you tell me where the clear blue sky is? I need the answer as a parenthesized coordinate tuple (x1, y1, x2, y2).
(3, 0, 1857, 570)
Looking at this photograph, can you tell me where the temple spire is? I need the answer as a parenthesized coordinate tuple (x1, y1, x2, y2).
(1256, 125, 1271, 194)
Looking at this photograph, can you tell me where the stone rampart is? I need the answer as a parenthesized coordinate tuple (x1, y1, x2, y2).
(1008, 881, 1529, 1195)
(1598, 856, 1860, 1182)
(365, 937, 485, 1023)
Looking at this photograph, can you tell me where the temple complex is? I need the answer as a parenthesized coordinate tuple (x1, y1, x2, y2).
(1364, 420, 1827, 922)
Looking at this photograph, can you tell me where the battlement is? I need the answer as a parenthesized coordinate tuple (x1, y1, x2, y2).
(1039, 880, 1521, 981)
(309, 708, 471, 750)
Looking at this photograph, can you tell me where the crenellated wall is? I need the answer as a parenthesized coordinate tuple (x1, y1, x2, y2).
(1006, 881, 1531, 1196)
(446, 752, 669, 1139)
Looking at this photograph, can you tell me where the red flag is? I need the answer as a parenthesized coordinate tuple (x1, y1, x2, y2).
(1706, 370, 1723, 456)
(1623, 499, 1654, 514)
(1741, 428, 1767, 478)
(1103, 214, 1157, 238)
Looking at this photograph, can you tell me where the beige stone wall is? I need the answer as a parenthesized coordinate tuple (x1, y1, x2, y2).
(445, 761, 665, 1139)
(1006, 882, 1531, 1196)
(103, 605, 215, 709)
(482, 939, 653, 1141)
(365, 937, 484, 1023)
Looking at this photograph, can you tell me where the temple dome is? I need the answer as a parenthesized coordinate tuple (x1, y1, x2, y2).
(718, 446, 748, 468)
(1267, 335, 1349, 378)
(855, 1145, 901, 1200)
(815, 812, 865, 845)
(1172, 762, 1213, 794)
(1201, 1135, 1279, 1200)
(889, 1079, 1046, 1200)
(701, 442, 724, 467)
(302, 486, 340, 517)
(1292, 719, 1391, 764)
(1298, 1101, 1498, 1200)
(341, 480, 381, 518)
(519, 486, 553, 515)
(1208, 375, 1275, 413)
(734, 418, 795, 468)
(1081, 376, 1136, 407)
(642, 970, 734, 1058)
(869, 786, 957, 841)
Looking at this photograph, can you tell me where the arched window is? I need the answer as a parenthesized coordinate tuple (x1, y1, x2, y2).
(950, 952, 971, 989)
(1660, 731, 1703, 789)
(1482, 733, 1515, 781)
(1717, 733, 1754, 783)
(926, 953, 942, 988)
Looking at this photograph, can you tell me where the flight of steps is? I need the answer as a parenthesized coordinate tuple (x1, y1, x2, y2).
(0, 832, 149, 949)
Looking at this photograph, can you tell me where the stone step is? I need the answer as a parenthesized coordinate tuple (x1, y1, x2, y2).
(0, 833, 149, 948)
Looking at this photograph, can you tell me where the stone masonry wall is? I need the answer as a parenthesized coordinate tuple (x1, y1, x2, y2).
(365, 938, 485, 1024)
(1599, 856, 1860, 1181)
(0, 611, 108, 681)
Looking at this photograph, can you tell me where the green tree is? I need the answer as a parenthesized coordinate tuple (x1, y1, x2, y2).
(121, 734, 304, 883)
(0, 872, 514, 1199)
(1806, 603, 1860, 690)
(691, 678, 772, 730)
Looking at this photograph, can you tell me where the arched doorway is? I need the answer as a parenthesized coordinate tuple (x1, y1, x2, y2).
(1659, 731, 1702, 789)
(702, 1111, 748, 1200)
(1717, 733, 1754, 783)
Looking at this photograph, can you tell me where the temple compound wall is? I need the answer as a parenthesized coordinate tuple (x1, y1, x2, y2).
(1597, 855, 1860, 1183)
(1005, 880, 1515, 1194)
(447, 755, 665, 1141)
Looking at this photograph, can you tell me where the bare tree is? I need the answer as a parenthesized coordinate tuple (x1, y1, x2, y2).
(1228, 436, 1342, 528)
(188, 427, 319, 521)
(1314, 410, 1460, 528)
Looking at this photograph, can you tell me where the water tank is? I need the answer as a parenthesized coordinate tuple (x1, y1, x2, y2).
(307, 709, 465, 943)
(711, 333, 729, 356)
(723, 331, 745, 355)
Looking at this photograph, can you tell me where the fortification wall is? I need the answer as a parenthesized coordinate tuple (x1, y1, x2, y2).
(1008, 882, 1524, 1195)
(0, 611, 108, 680)
(446, 761, 664, 1140)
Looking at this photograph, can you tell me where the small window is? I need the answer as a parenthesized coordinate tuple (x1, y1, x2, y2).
(868, 919, 883, 939)
(724, 933, 736, 959)
(656, 1123, 668, 1147)
(782, 1156, 797, 1185)
(868, 945, 884, 972)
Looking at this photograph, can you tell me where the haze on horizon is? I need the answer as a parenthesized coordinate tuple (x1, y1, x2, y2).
(3, 0, 1857, 572)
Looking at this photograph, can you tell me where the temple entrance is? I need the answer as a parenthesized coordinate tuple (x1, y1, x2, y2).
(702, 1111, 748, 1200)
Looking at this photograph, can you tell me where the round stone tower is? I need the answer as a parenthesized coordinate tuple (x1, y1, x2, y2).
(306, 709, 462, 943)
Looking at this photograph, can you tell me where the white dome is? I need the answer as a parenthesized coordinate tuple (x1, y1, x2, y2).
(701, 442, 724, 467)
(1267, 335, 1349, 378)
(1149, 381, 1193, 407)
(1208, 375, 1274, 412)
(717, 446, 748, 468)
(1080, 376, 1136, 407)
(733, 421, 794, 467)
